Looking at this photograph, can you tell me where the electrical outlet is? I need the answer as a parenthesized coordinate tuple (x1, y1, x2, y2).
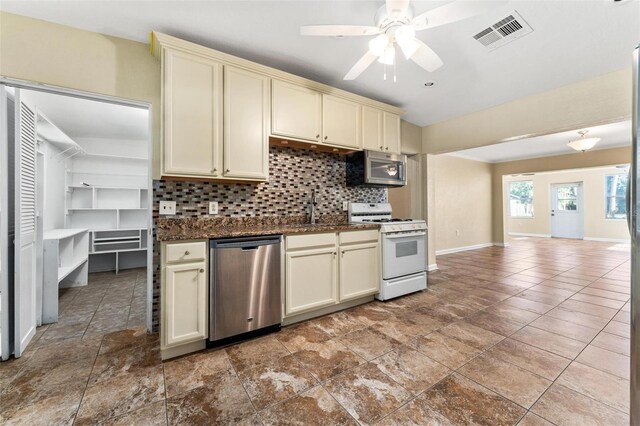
(209, 201, 219, 215)
(343, 201, 349, 212)
(159, 201, 176, 215)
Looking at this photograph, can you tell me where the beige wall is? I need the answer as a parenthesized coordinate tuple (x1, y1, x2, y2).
(422, 68, 631, 154)
(505, 166, 630, 241)
(400, 120, 422, 155)
(492, 146, 631, 243)
(388, 120, 423, 219)
(433, 155, 493, 254)
(0, 12, 162, 177)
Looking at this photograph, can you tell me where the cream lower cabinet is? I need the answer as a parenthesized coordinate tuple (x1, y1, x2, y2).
(162, 241, 208, 352)
(284, 230, 379, 317)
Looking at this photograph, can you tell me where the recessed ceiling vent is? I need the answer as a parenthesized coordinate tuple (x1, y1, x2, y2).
(473, 11, 533, 50)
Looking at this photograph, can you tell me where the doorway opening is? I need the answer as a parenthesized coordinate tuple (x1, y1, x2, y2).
(0, 82, 152, 360)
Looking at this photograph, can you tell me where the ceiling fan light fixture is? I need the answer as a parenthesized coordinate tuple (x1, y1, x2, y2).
(395, 25, 415, 45)
(378, 45, 396, 65)
(567, 130, 600, 152)
(368, 34, 389, 57)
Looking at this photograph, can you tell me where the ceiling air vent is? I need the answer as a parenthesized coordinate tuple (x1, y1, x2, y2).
(473, 11, 533, 50)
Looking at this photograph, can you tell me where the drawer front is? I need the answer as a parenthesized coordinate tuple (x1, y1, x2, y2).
(286, 233, 337, 251)
(165, 241, 207, 264)
(339, 230, 379, 245)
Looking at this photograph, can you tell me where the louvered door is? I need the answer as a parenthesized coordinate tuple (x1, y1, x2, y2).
(13, 89, 37, 357)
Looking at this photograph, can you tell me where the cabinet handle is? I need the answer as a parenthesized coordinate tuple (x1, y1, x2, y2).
(199, 268, 204, 273)
(185, 250, 190, 256)
(324, 136, 328, 140)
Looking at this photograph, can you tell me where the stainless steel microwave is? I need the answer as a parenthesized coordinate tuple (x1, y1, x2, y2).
(346, 150, 407, 187)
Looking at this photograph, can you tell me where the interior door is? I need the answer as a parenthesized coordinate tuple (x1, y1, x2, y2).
(0, 86, 11, 360)
(550, 182, 584, 239)
(13, 89, 38, 357)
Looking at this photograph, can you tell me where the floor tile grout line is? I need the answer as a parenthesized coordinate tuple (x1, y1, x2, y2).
(71, 333, 107, 425)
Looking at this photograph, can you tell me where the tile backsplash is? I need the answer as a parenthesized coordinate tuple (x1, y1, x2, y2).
(150, 145, 387, 331)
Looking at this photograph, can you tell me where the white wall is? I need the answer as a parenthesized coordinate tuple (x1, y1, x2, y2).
(42, 142, 66, 231)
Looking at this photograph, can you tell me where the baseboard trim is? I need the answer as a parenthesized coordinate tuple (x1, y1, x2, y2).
(508, 232, 552, 238)
(427, 263, 438, 272)
(493, 242, 510, 248)
(436, 243, 494, 256)
(583, 237, 630, 243)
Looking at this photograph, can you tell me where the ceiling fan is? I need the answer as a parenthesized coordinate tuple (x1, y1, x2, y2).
(301, 0, 504, 80)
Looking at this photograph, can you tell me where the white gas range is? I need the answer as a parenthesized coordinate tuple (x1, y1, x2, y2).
(349, 203, 427, 300)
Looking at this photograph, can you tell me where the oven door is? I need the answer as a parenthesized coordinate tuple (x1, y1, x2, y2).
(366, 153, 406, 186)
(382, 231, 426, 280)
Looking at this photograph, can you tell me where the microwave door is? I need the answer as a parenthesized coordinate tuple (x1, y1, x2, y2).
(368, 159, 404, 185)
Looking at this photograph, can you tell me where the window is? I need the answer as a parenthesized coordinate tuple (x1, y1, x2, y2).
(556, 186, 578, 211)
(509, 181, 534, 217)
(605, 174, 628, 219)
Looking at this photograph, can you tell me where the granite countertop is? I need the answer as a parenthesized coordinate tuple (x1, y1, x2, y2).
(156, 214, 379, 241)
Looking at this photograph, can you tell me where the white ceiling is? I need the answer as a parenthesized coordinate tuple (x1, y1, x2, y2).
(2, 0, 638, 127)
(21, 89, 149, 141)
(448, 120, 632, 163)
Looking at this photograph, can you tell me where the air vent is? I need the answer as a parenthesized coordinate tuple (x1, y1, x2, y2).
(473, 11, 533, 50)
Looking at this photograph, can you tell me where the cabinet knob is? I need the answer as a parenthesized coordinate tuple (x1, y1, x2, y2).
(380, 146, 384, 150)
(225, 169, 230, 173)
(341, 251, 345, 257)
(185, 250, 190, 255)
(316, 134, 320, 139)
(385, 147, 389, 151)
(199, 268, 204, 273)
(324, 136, 328, 140)
(212, 168, 217, 172)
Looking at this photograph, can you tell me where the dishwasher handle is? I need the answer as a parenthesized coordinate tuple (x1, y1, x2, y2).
(211, 235, 282, 250)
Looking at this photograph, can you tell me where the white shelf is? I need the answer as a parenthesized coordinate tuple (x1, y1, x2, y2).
(58, 258, 88, 281)
(68, 208, 146, 211)
(69, 185, 147, 190)
(43, 228, 88, 240)
(89, 247, 147, 255)
(81, 153, 148, 161)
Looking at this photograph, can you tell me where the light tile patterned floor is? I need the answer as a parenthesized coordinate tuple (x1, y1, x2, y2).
(0, 238, 631, 425)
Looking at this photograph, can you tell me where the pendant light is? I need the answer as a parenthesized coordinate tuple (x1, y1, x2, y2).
(567, 130, 600, 152)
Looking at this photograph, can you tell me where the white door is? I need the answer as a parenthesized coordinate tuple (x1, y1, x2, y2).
(13, 89, 38, 357)
(0, 86, 10, 360)
(551, 182, 584, 239)
(35, 150, 44, 326)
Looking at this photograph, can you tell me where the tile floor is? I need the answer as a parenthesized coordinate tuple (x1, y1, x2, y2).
(0, 238, 631, 425)
(29, 268, 147, 350)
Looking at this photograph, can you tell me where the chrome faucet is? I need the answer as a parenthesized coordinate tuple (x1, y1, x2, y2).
(309, 189, 318, 224)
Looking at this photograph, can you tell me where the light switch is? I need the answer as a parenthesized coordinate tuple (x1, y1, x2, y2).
(159, 201, 176, 215)
(209, 201, 219, 215)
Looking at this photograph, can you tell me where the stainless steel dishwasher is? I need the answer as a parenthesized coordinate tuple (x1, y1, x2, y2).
(209, 235, 282, 344)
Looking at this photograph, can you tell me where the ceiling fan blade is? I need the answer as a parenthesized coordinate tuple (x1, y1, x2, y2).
(410, 39, 443, 72)
(386, 0, 411, 19)
(300, 25, 380, 37)
(412, 0, 506, 31)
(344, 51, 378, 80)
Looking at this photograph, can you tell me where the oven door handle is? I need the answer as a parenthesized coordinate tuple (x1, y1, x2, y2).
(383, 231, 426, 239)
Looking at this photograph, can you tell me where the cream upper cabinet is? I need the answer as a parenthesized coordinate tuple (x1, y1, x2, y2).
(339, 242, 380, 301)
(223, 66, 270, 180)
(164, 261, 207, 347)
(362, 106, 383, 152)
(285, 246, 338, 315)
(163, 48, 223, 177)
(383, 112, 402, 155)
(271, 80, 322, 142)
(322, 94, 361, 149)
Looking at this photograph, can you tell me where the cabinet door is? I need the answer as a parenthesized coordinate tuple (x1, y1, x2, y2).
(362, 106, 383, 152)
(383, 112, 402, 155)
(271, 80, 321, 142)
(163, 48, 222, 176)
(164, 262, 207, 347)
(339, 242, 379, 301)
(223, 66, 270, 180)
(285, 247, 338, 316)
(322, 94, 361, 149)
